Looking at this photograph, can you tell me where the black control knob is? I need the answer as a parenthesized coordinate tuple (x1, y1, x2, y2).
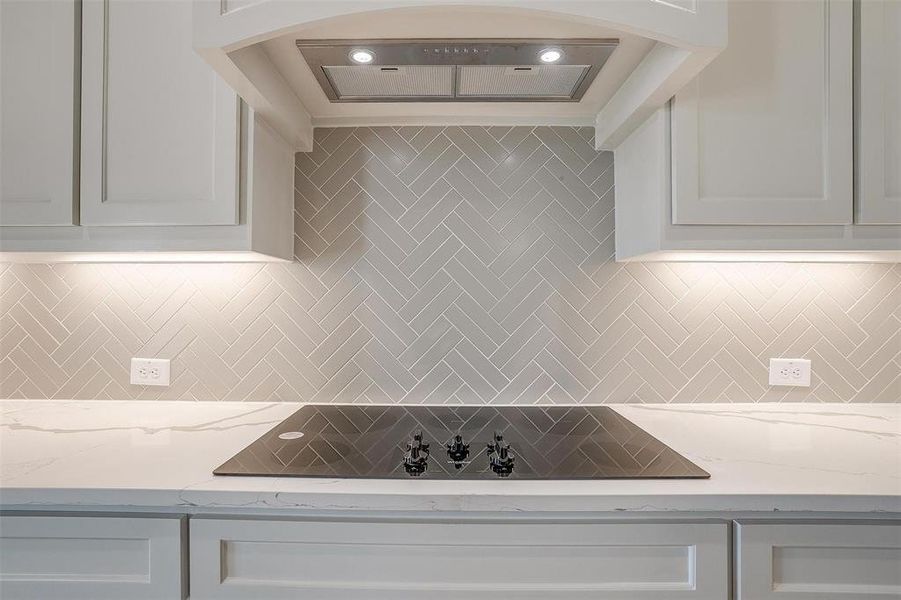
(446, 434, 470, 468)
(486, 432, 514, 477)
(403, 431, 430, 476)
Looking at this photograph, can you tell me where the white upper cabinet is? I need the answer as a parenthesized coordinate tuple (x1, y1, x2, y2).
(79, 0, 239, 226)
(0, 0, 294, 260)
(672, 0, 853, 225)
(0, 0, 78, 226)
(857, 0, 901, 224)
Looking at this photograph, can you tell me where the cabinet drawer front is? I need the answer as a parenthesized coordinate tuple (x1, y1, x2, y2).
(191, 518, 728, 600)
(736, 521, 901, 599)
(0, 515, 185, 600)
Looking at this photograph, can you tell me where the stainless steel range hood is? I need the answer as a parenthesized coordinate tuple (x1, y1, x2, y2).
(296, 39, 618, 102)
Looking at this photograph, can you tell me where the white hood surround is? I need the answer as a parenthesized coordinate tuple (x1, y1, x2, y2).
(192, 0, 727, 151)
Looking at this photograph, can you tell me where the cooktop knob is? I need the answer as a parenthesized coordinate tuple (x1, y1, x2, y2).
(486, 432, 514, 477)
(446, 434, 470, 468)
(403, 431, 430, 476)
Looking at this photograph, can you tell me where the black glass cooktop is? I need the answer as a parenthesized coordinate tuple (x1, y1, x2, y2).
(214, 405, 709, 480)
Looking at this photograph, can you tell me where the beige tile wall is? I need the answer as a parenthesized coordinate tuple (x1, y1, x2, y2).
(0, 126, 899, 402)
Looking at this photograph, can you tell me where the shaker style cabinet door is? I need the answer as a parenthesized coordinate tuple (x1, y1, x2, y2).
(190, 518, 729, 600)
(671, 0, 853, 225)
(857, 0, 901, 224)
(735, 521, 901, 599)
(79, 0, 239, 226)
(0, 515, 186, 600)
(0, 0, 78, 226)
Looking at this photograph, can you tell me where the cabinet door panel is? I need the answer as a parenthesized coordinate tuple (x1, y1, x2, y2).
(0, 0, 77, 225)
(857, 0, 901, 224)
(672, 0, 852, 225)
(191, 518, 729, 599)
(735, 521, 901, 599)
(0, 515, 185, 600)
(80, 0, 239, 226)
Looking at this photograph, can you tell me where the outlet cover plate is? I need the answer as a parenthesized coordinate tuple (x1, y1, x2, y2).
(768, 358, 811, 387)
(130, 357, 170, 387)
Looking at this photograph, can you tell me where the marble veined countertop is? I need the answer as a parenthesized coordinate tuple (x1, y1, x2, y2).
(1, 400, 899, 514)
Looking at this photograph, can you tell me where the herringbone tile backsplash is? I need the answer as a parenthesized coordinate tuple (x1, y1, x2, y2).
(1, 126, 899, 403)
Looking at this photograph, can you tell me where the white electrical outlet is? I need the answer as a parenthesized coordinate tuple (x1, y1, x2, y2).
(768, 358, 811, 387)
(130, 358, 170, 387)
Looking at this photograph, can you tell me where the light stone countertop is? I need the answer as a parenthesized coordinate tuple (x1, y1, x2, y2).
(1, 400, 899, 514)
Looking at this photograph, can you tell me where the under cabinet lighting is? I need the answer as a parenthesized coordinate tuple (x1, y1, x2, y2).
(0, 252, 290, 264)
(623, 251, 901, 264)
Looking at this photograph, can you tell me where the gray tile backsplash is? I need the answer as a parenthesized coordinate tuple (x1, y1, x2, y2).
(1, 126, 899, 402)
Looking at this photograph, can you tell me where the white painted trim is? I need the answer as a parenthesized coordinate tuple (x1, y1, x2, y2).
(0, 223, 285, 258)
(616, 250, 901, 263)
(246, 112, 295, 259)
(311, 115, 596, 128)
(594, 42, 718, 150)
(192, 0, 727, 152)
(0, 251, 288, 263)
(226, 44, 314, 151)
(194, 0, 729, 53)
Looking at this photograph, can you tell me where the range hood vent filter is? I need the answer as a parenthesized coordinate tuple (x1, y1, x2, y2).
(324, 65, 454, 99)
(457, 65, 589, 98)
(296, 39, 618, 103)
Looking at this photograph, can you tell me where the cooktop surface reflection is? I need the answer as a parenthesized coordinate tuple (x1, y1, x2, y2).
(214, 405, 709, 480)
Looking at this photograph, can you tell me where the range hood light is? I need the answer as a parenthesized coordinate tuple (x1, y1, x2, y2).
(538, 48, 563, 63)
(349, 49, 375, 64)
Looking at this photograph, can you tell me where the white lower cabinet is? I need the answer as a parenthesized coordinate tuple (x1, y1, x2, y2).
(735, 520, 901, 599)
(189, 518, 729, 599)
(0, 514, 186, 600)
(4, 513, 899, 599)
